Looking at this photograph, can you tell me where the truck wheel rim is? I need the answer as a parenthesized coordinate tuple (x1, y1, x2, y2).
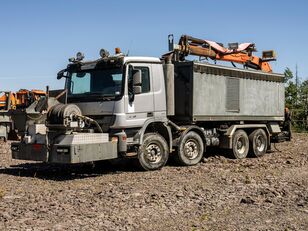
(145, 143, 162, 164)
(184, 140, 199, 160)
(236, 137, 246, 155)
(256, 135, 265, 152)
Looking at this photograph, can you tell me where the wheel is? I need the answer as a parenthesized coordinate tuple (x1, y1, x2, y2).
(231, 129, 249, 159)
(249, 129, 268, 157)
(138, 133, 169, 171)
(176, 131, 204, 166)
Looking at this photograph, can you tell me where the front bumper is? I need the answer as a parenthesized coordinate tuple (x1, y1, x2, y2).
(50, 142, 118, 163)
(11, 133, 118, 164)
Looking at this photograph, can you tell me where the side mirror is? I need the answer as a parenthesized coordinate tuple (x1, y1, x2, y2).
(133, 69, 142, 85)
(57, 69, 68, 80)
(133, 86, 142, 94)
(132, 69, 142, 95)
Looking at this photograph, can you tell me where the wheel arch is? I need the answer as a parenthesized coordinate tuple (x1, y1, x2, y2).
(175, 126, 206, 149)
(135, 118, 172, 153)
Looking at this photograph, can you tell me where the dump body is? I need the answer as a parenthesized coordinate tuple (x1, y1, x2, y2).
(172, 61, 284, 123)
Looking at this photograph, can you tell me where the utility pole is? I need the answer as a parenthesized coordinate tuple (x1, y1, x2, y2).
(295, 64, 299, 106)
(295, 64, 299, 89)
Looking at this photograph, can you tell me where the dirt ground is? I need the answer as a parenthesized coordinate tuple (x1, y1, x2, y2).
(0, 134, 307, 231)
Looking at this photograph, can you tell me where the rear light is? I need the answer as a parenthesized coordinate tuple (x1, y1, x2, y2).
(33, 144, 42, 152)
(111, 137, 118, 143)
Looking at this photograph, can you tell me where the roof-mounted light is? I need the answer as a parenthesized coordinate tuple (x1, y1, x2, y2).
(262, 50, 276, 60)
(76, 52, 84, 61)
(228, 42, 239, 50)
(115, 47, 121, 54)
(68, 57, 75, 63)
(100, 49, 109, 58)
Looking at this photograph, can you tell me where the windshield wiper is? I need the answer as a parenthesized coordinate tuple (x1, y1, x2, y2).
(70, 92, 116, 100)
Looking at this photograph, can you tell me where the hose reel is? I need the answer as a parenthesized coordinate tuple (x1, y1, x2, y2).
(47, 103, 103, 132)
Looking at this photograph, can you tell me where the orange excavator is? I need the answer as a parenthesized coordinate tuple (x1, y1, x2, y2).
(0, 89, 46, 110)
(166, 34, 276, 73)
(0, 89, 46, 141)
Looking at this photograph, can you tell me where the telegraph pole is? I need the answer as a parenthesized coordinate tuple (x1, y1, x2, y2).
(295, 64, 299, 89)
(295, 64, 299, 106)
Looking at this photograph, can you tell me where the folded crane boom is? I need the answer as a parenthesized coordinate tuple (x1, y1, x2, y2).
(167, 34, 276, 73)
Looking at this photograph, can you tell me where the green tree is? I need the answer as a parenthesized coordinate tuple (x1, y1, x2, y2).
(284, 67, 308, 131)
(285, 81, 298, 109)
(284, 67, 297, 108)
(284, 67, 293, 83)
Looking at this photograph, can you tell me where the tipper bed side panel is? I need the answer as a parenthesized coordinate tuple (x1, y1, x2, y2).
(173, 62, 285, 122)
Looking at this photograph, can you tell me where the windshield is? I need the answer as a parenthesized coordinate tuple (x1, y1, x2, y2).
(68, 68, 123, 97)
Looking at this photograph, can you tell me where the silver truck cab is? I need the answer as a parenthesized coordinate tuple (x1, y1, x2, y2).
(12, 54, 171, 169)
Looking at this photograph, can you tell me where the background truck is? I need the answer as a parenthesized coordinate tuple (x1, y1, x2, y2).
(11, 35, 291, 170)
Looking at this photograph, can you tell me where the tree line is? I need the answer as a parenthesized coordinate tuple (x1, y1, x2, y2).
(284, 67, 308, 131)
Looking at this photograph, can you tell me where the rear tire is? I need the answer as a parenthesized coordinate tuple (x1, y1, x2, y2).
(138, 133, 169, 171)
(249, 129, 268, 157)
(176, 131, 204, 166)
(231, 129, 249, 159)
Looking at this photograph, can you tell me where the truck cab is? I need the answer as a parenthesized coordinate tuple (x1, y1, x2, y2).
(65, 56, 167, 131)
(12, 52, 173, 170)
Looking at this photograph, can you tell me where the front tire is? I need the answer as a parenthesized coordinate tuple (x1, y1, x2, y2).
(176, 131, 204, 166)
(138, 133, 169, 171)
(249, 129, 268, 157)
(231, 129, 249, 159)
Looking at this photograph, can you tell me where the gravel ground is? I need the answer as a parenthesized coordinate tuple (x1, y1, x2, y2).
(0, 134, 307, 231)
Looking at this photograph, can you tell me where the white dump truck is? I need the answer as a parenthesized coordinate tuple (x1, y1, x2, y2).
(11, 35, 290, 170)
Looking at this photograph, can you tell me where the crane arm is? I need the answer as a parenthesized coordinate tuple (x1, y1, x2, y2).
(167, 35, 275, 73)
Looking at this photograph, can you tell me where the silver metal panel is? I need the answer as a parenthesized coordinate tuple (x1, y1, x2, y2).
(123, 63, 154, 128)
(226, 78, 240, 112)
(193, 115, 284, 121)
(152, 63, 167, 114)
(57, 133, 109, 145)
(194, 62, 284, 82)
(163, 63, 175, 116)
(51, 142, 118, 163)
(192, 72, 284, 121)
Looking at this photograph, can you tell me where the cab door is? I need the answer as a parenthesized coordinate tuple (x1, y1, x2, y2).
(124, 63, 154, 127)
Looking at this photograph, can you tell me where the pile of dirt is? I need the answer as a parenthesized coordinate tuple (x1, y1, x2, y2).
(0, 134, 307, 230)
